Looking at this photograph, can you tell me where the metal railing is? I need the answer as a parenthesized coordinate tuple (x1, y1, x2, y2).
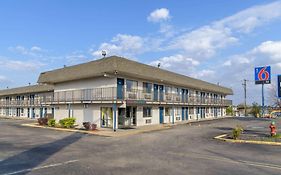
(0, 87, 232, 107)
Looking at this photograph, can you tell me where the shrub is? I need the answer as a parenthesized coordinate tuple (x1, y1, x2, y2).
(232, 125, 244, 140)
(38, 118, 48, 125)
(48, 119, 56, 127)
(59, 117, 76, 128)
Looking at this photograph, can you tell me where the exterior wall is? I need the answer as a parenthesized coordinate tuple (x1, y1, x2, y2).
(54, 77, 116, 92)
(54, 103, 118, 128)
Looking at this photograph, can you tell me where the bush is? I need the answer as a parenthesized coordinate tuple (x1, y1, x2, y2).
(232, 125, 244, 140)
(59, 117, 76, 128)
(38, 118, 48, 125)
(48, 119, 56, 127)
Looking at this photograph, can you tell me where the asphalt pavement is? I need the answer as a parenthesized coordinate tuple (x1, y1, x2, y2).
(0, 117, 281, 175)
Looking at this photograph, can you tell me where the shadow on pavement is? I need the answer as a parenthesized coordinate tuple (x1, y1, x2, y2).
(0, 133, 83, 175)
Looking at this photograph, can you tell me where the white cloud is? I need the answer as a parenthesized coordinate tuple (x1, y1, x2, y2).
(30, 46, 42, 52)
(9, 45, 45, 56)
(216, 1, 281, 33)
(150, 54, 199, 68)
(147, 8, 171, 22)
(170, 26, 238, 58)
(192, 69, 215, 79)
(0, 75, 8, 83)
(66, 53, 89, 65)
(169, 1, 281, 59)
(252, 41, 281, 60)
(91, 34, 145, 58)
(0, 58, 45, 71)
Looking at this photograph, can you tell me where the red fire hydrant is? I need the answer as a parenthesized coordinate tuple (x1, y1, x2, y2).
(269, 121, 277, 136)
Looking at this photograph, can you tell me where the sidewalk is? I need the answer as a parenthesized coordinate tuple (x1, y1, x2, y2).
(21, 123, 172, 137)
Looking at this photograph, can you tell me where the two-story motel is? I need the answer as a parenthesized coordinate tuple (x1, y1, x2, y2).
(0, 56, 233, 130)
(0, 84, 54, 118)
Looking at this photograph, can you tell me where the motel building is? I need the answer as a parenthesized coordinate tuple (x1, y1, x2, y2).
(0, 56, 233, 130)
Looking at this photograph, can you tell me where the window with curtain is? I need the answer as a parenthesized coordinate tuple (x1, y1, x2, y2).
(126, 80, 138, 92)
(143, 107, 152, 117)
(143, 82, 152, 93)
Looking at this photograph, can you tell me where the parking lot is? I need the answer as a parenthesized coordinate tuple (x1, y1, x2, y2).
(1, 117, 281, 175)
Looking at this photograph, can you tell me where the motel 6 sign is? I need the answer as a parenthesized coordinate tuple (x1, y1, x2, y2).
(255, 66, 271, 84)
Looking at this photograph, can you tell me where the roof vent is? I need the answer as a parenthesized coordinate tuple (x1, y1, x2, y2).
(102, 50, 107, 58)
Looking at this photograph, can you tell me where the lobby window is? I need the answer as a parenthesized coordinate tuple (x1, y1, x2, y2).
(143, 82, 152, 93)
(165, 107, 171, 116)
(126, 80, 138, 92)
(143, 107, 152, 117)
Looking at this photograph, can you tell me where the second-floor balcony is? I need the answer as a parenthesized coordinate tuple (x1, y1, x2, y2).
(0, 87, 232, 107)
(50, 87, 232, 106)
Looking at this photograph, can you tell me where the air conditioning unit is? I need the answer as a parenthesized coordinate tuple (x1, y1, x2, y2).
(144, 94, 151, 99)
(166, 95, 172, 100)
(145, 119, 152, 124)
(128, 93, 137, 99)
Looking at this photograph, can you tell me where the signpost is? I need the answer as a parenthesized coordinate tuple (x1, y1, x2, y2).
(277, 75, 281, 98)
(255, 66, 271, 117)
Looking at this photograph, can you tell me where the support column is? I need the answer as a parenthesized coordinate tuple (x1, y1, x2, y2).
(113, 103, 117, 132)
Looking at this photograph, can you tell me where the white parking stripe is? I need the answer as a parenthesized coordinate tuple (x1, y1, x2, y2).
(168, 152, 281, 171)
(1, 159, 79, 175)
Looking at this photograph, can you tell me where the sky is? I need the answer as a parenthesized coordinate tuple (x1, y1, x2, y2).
(0, 0, 281, 105)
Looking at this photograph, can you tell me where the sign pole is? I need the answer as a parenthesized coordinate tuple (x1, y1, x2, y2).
(261, 83, 264, 117)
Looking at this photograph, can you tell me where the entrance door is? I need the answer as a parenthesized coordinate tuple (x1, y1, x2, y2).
(154, 84, 159, 101)
(202, 107, 205, 118)
(185, 107, 189, 120)
(125, 106, 137, 127)
(27, 108, 30, 118)
(182, 107, 185, 121)
(159, 107, 164, 124)
(118, 108, 126, 128)
(117, 78, 124, 100)
(32, 108, 35, 118)
(214, 107, 217, 118)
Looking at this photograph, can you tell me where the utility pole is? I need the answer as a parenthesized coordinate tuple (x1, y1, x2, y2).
(242, 79, 248, 116)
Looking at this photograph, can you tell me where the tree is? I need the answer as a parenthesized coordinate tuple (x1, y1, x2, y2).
(250, 102, 261, 117)
(226, 106, 233, 116)
(267, 83, 281, 108)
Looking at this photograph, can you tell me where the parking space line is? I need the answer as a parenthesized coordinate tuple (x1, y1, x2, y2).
(1, 159, 79, 175)
(168, 152, 281, 171)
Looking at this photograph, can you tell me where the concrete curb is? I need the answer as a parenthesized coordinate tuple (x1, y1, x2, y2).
(21, 123, 172, 137)
(0, 116, 35, 121)
(214, 134, 281, 146)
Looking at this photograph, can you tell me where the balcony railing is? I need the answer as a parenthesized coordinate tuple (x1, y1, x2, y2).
(0, 87, 232, 107)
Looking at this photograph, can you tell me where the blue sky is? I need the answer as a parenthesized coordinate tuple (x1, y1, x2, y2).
(0, 0, 281, 105)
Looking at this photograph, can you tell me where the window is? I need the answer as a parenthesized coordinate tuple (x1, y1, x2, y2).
(126, 80, 138, 92)
(165, 86, 171, 94)
(143, 82, 152, 93)
(189, 107, 194, 114)
(176, 88, 181, 95)
(143, 107, 152, 117)
(165, 107, 171, 116)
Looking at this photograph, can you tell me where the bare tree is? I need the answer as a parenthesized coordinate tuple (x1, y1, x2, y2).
(267, 83, 281, 108)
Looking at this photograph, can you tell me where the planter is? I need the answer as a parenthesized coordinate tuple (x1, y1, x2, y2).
(38, 118, 48, 125)
(83, 122, 97, 131)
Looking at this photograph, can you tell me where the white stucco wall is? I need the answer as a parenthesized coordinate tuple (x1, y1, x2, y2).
(54, 77, 116, 92)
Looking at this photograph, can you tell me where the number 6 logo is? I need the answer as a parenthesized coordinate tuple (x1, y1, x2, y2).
(258, 67, 269, 81)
